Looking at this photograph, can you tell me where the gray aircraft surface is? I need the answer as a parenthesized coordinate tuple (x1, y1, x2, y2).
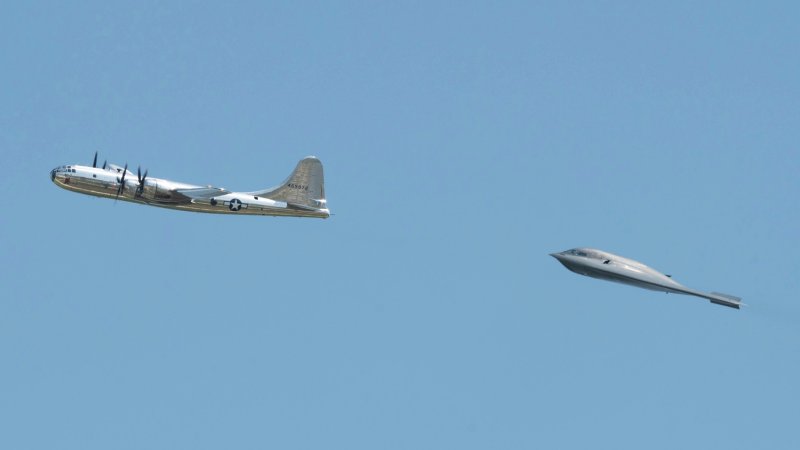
(51, 153, 329, 218)
(550, 248, 742, 309)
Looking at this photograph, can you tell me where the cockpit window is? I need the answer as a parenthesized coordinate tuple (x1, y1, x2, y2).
(565, 249, 604, 260)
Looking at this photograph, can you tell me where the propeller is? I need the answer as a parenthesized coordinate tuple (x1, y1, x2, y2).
(92, 151, 98, 168)
(135, 166, 148, 197)
(115, 163, 128, 200)
(102, 160, 107, 170)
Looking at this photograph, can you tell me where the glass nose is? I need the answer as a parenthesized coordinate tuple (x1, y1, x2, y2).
(50, 169, 56, 181)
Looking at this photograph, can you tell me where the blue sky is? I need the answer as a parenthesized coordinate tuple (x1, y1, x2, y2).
(2, 1, 799, 448)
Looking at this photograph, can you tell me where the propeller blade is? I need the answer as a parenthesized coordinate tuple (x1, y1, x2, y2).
(102, 160, 107, 170)
(135, 166, 149, 197)
(116, 163, 128, 200)
(93, 152, 98, 168)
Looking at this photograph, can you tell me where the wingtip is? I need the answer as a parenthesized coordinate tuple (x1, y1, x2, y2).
(709, 292, 743, 309)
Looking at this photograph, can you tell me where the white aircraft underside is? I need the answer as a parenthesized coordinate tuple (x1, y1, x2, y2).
(50, 155, 329, 218)
(551, 248, 742, 309)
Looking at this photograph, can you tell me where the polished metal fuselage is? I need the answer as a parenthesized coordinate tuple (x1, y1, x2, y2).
(50, 164, 328, 218)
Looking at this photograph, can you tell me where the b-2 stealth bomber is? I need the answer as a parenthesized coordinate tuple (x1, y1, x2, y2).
(551, 248, 742, 309)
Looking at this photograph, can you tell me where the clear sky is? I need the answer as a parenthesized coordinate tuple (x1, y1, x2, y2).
(2, 1, 799, 449)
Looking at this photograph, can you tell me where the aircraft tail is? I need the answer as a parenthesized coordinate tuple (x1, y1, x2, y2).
(250, 156, 329, 217)
(707, 292, 743, 309)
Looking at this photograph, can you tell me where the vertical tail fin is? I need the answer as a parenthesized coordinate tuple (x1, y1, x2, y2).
(250, 157, 329, 216)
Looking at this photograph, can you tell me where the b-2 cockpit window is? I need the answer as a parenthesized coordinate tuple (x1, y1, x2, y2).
(566, 249, 604, 260)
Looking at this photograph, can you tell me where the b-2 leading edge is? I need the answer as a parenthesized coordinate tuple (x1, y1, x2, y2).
(550, 248, 742, 309)
(51, 154, 329, 218)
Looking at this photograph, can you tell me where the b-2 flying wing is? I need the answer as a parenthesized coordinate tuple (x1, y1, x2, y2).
(550, 248, 742, 309)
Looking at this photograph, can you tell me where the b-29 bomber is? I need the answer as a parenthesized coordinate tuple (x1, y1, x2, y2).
(51, 153, 329, 219)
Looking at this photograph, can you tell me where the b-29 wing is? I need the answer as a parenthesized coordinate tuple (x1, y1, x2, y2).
(173, 186, 231, 202)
